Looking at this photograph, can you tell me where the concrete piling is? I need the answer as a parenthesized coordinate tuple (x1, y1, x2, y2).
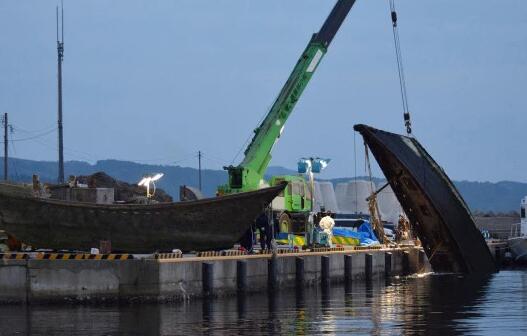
(295, 257, 304, 286)
(344, 255, 353, 282)
(236, 260, 247, 292)
(385, 252, 392, 277)
(321, 256, 330, 286)
(268, 255, 278, 291)
(365, 253, 373, 280)
(202, 262, 214, 296)
(402, 250, 410, 275)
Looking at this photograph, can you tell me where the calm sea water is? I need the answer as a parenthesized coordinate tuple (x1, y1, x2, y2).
(0, 269, 526, 335)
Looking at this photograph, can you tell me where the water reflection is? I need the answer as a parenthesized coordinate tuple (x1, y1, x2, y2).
(0, 270, 526, 335)
(404, 275, 491, 335)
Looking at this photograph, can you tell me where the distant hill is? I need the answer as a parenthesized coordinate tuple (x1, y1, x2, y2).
(325, 178, 526, 214)
(3, 158, 526, 213)
(3, 157, 226, 201)
(454, 181, 526, 214)
(265, 166, 526, 213)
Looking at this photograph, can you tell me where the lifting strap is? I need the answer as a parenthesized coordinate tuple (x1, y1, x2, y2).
(389, 0, 413, 135)
(364, 143, 388, 244)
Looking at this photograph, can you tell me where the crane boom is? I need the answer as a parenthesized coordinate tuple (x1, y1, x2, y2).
(222, 0, 356, 193)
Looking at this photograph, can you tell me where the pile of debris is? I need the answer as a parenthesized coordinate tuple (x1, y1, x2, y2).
(75, 172, 173, 203)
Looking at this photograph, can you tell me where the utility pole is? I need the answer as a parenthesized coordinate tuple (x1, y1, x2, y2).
(56, 3, 65, 183)
(198, 151, 202, 191)
(3, 113, 7, 181)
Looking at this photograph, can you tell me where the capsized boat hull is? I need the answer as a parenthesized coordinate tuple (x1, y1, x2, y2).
(354, 124, 497, 274)
(0, 183, 285, 253)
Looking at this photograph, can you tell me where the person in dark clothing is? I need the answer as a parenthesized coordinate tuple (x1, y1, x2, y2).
(255, 211, 272, 250)
(239, 224, 255, 253)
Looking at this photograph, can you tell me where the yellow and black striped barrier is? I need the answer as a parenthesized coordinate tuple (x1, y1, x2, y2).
(312, 247, 331, 253)
(196, 251, 223, 258)
(35, 253, 132, 260)
(311, 247, 344, 253)
(155, 252, 183, 260)
(36, 253, 84, 260)
(329, 246, 345, 252)
(353, 245, 383, 251)
(221, 250, 246, 257)
(277, 248, 301, 254)
(0, 253, 29, 260)
(84, 253, 133, 260)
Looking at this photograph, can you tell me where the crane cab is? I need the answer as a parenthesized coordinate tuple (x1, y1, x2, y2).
(270, 175, 312, 233)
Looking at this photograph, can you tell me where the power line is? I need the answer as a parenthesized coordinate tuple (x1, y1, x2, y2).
(5, 127, 226, 170)
(9, 128, 56, 142)
(20, 136, 94, 162)
(9, 132, 20, 180)
(200, 152, 228, 165)
(231, 98, 278, 165)
(11, 124, 56, 135)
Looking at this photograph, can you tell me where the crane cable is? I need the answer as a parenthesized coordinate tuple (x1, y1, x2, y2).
(389, 0, 413, 135)
(364, 143, 388, 244)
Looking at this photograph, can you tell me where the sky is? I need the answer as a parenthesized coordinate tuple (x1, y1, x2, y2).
(0, 0, 526, 182)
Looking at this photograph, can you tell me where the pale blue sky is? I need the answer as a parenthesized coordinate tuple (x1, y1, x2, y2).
(1, 1, 526, 182)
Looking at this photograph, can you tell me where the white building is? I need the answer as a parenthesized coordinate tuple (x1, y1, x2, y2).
(334, 179, 404, 224)
(313, 181, 339, 213)
(376, 183, 403, 224)
(334, 180, 372, 215)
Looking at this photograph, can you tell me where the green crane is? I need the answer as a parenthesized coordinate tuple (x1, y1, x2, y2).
(220, 0, 356, 196)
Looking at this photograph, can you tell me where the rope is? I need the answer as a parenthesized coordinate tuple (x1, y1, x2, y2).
(353, 131, 358, 213)
(364, 143, 388, 244)
(389, 0, 413, 135)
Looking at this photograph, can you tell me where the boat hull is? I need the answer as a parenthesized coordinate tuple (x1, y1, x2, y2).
(0, 183, 285, 253)
(354, 124, 497, 274)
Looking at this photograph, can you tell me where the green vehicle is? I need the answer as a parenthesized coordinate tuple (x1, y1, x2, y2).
(269, 176, 312, 233)
(218, 0, 356, 233)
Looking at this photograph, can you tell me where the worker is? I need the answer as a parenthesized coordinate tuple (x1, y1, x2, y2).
(396, 214, 410, 242)
(239, 225, 255, 253)
(319, 212, 335, 247)
(255, 211, 272, 250)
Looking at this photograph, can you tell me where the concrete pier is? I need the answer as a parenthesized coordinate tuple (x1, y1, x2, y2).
(0, 247, 427, 303)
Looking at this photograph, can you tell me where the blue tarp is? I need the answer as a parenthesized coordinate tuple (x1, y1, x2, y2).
(276, 221, 380, 246)
(333, 220, 380, 246)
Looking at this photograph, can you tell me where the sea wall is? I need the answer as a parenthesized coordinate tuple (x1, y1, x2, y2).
(0, 247, 428, 303)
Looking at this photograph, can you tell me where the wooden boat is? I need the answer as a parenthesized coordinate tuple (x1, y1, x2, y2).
(354, 124, 497, 274)
(0, 182, 285, 253)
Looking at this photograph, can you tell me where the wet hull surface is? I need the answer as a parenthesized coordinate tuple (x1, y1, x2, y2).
(0, 183, 285, 253)
(354, 124, 497, 274)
